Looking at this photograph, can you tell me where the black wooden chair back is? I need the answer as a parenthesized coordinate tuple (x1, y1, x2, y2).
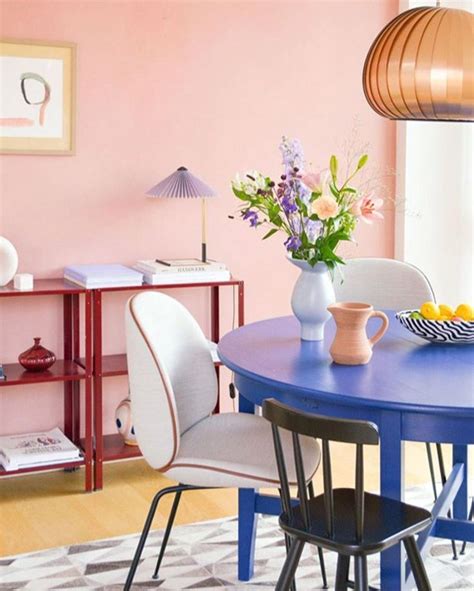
(262, 398, 379, 542)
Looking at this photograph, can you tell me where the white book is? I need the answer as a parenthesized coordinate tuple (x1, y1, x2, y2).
(0, 427, 81, 472)
(64, 264, 143, 289)
(64, 275, 144, 289)
(136, 259, 228, 274)
(143, 270, 231, 285)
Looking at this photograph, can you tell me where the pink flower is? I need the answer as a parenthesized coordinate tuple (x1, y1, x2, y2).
(301, 170, 328, 192)
(312, 194, 339, 220)
(350, 195, 383, 224)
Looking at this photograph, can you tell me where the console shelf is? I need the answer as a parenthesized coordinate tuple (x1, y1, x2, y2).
(1, 360, 87, 387)
(0, 280, 93, 491)
(91, 279, 244, 489)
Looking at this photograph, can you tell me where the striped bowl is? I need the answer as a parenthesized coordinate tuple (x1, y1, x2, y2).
(396, 310, 474, 344)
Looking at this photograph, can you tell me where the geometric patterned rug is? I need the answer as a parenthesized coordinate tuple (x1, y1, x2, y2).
(1, 488, 472, 590)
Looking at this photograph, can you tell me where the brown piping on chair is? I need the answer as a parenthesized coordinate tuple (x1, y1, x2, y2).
(129, 294, 179, 471)
(162, 457, 320, 487)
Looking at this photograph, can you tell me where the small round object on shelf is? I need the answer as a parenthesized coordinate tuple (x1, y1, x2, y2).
(18, 338, 56, 371)
(115, 396, 138, 446)
(396, 310, 474, 344)
(0, 236, 19, 287)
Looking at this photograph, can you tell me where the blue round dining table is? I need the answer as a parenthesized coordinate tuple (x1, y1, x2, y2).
(217, 311, 474, 590)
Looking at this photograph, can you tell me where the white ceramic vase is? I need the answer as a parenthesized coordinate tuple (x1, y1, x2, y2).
(0, 236, 19, 287)
(289, 257, 336, 341)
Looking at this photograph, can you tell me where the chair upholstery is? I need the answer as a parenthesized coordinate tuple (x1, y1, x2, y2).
(164, 412, 320, 488)
(335, 257, 435, 310)
(125, 291, 320, 489)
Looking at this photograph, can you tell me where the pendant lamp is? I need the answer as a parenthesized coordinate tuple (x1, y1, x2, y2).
(147, 167, 216, 262)
(363, 5, 474, 122)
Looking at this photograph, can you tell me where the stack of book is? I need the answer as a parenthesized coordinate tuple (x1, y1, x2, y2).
(0, 427, 82, 471)
(64, 264, 144, 289)
(134, 258, 231, 285)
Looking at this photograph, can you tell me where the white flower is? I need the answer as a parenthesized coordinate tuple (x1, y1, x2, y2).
(232, 171, 267, 196)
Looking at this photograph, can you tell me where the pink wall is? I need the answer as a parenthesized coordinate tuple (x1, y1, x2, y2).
(0, 0, 397, 436)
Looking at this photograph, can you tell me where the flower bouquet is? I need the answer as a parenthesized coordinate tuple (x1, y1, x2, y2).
(232, 136, 383, 269)
(231, 137, 384, 340)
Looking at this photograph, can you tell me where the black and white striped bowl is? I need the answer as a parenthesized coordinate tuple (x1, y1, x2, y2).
(396, 310, 474, 344)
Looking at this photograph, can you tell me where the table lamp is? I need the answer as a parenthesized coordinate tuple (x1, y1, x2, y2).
(146, 167, 216, 262)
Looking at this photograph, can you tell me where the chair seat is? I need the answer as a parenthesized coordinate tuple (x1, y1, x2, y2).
(163, 412, 321, 488)
(280, 488, 432, 555)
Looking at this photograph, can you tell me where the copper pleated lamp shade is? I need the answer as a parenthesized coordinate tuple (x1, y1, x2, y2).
(363, 6, 474, 122)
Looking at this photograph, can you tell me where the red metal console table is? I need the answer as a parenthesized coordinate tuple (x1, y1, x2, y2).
(0, 279, 93, 492)
(88, 278, 244, 490)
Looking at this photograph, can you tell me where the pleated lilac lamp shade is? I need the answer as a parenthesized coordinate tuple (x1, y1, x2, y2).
(363, 6, 474, 122)
(146, 167, 216, 262)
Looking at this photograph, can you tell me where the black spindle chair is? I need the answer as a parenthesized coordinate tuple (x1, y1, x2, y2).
(262, 399, 433, 591)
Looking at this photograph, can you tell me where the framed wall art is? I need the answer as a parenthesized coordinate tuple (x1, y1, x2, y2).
(0, 39, 75, 155)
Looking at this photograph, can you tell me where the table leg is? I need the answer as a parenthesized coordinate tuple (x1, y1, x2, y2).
(84, 291, 93, 492)
(380, 410, 405, 591)
(211, 286, 220, 413)
(238, 394, 258, 581)
(93, 290, 103, 491)
(238, 281, 244, 327)
(453, 445, 468, 520)
(72, 293, 80, 444)
(63, 294, 73, 440)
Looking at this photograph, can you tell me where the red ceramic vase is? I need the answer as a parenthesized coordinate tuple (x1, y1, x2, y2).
(18, 338, 56, 372)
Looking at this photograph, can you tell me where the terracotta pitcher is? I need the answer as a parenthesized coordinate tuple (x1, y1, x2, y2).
(327, 302, 389, 365)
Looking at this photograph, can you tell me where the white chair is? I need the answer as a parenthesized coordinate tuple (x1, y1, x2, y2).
(334, 257, 458, 558)
(123, 291, 326, 590)
(334, 257, 435, 311)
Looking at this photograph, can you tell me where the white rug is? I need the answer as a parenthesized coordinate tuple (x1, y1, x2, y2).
(1, 487, 473, 590)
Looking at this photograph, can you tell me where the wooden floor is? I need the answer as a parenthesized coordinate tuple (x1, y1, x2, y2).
(2, 441, 467, 557)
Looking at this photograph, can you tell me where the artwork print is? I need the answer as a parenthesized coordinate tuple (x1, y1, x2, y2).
(0, 40, 75, 154)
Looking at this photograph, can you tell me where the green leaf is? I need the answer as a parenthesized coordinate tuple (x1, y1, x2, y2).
(330, 155, 338, 180)
(341, 187, 357, 194)
(329, 183, 340, 199)
(262, 228, 279, 240)
(232, 188, 250, 201)
(357, 154, 368, 169)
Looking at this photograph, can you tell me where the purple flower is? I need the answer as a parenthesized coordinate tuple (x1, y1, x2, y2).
(279, 136, 305, 173)
(242, 209, 259, 227)
(305, 219, 323, 242)
(281, 193, 298, 215)
(284, 235, 302, 252)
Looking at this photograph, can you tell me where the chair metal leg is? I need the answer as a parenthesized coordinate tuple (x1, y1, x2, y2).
(460, 497, 474, 554)
(317, 546, 328, 589)
(275, 538, 305, 591)
(335, 554, 350, 591)
(283, 533, 297, 591)
(436, 444, 458, 560)
(404, 536, 432, 591)
(307, 481, 328, 589)
(425, 443, 438, 502)
(152, 489, 183, 579)
(354, 555, 368, 591)
(124, 484, 200, 591)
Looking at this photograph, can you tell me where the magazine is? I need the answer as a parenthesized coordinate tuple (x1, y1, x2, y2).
(0, 427, 81, 471)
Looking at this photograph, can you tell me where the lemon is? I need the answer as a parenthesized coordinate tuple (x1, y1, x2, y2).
(420, 301, 440, 320)
(439, 304, 454, 318)
(437, 315, 450, 321)
(455, 304, 473, 321)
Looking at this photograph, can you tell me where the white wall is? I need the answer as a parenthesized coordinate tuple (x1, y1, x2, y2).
(396, 0, 474, 304)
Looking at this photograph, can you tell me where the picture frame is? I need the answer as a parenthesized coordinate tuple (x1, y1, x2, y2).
(0, 38, 76, 155)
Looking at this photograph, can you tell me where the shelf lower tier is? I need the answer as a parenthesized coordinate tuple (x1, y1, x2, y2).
(0, 360, 88, 387)
(0, 457, 85, 476)
(93, 433, 143, 462)
(77, 354, 222, 378)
